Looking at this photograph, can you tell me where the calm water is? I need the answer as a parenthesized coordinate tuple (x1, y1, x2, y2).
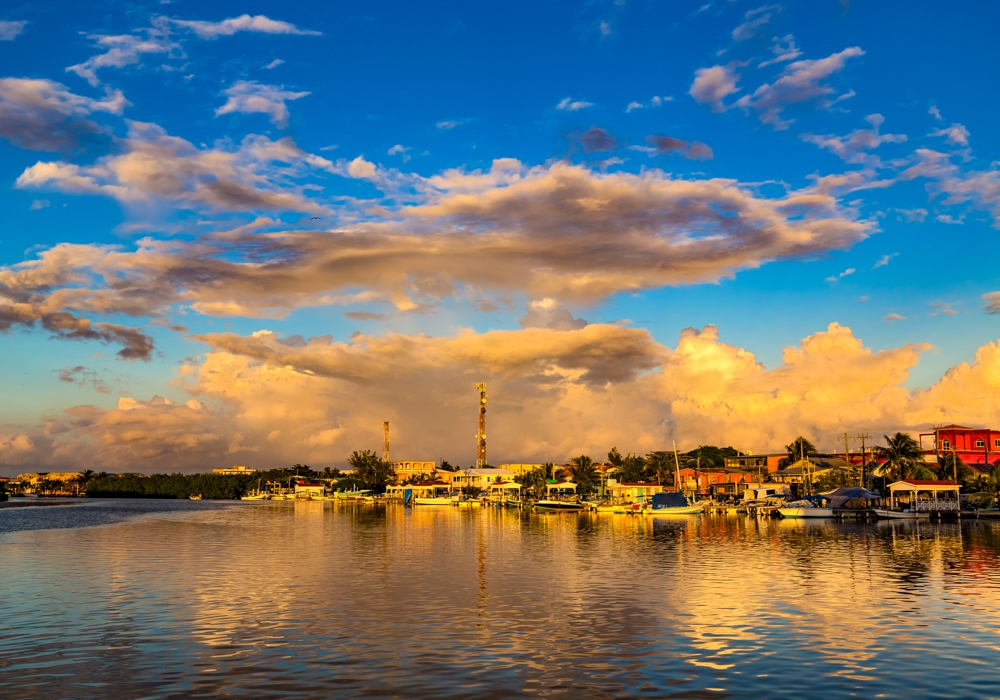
(2, 500, 999, 699)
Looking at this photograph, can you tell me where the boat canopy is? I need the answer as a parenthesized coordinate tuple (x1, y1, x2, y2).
(651, 492, 689, 509)
(489, 482, 522, 490)
(824, 486, 878, 509)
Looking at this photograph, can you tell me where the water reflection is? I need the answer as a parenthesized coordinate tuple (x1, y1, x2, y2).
(1, 501, 999, 698)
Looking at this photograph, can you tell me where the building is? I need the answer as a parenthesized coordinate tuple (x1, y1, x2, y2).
(607, 481, 664, 503)
(675, 468, 752, 495)
(723, 454, 785, 476)
(212, 465, 258, 475)
(919, 425, 1000, 468)
(16, 472, 83, 484)
(293, 482, 327, 499)
(769, 457, 855, 484)
(497, 463, 545, 476)
(391, 460, 436, 480)
(451, 468, 516, 491)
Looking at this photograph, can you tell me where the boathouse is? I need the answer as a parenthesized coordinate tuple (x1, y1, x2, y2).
(887, 480, 961, 513)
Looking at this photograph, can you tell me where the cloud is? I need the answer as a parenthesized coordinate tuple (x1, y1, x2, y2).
(436, 119, 467, 130)
(169, 14, 320, 40)
(928, 105, 943, 121)
(599, 20, 612, 37)
(625, 95, 671, 113)
(215, 80, 309, 128)
(636, 135, 714, 160)
(29, 199, 50, 210)
(983, 292, 1000, 314)
(735, 47, 864, 129)
(801, 114, 906, 164)
(884, 313, 905, 322)
(556, 97, 594, 112)
(824, 267, 855, 282)
(387, 144, 411, 162)
(0, 20, 28, 41)
(57, 365, 112, 394)
(732, 5, 780, 42)
(569, 127, 620, 154)
(6, 159, 871, 322)
(689, 65, 741, 112)
(264, 58, 285, 69)
(873, 252, 897, 268)
(893, 208, 926, 223)
(759, 35, 801, 68)
(343, 311, 386, 322)
(16, 121, 330, 214)
(0, 78, 128, 152)
(929, 123, 970, 146)
(898, 149, 1000, 224)
(518, 299, 588, 331)
(66, 19, 180, 86)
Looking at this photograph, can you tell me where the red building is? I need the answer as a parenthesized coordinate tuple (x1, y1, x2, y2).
(674, 467, 752, 495)
(919, 425, 1000, 469)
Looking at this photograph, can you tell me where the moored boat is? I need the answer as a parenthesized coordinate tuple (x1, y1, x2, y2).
(873, 508, 928, 520)
(189, 494, 202, 500)
(534, 499, 585, 513)
(644, 492, 705, 516)
(777, 499, 833, 518)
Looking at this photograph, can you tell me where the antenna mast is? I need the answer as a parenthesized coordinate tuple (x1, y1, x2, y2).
(475, 383, 488, 467)
(383, 421, 390, 464)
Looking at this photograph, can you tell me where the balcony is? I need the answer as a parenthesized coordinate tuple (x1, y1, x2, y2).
(913, 500, 959, 512)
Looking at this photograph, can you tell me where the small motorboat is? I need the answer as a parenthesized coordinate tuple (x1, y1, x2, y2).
(413, 496, 454, 505)
(189, 494, 203, 501)
(778, 500, 834, 518)
(534, 499, 585, 513)
(645, 492, 705, 516)
(873, 508, 928, 520)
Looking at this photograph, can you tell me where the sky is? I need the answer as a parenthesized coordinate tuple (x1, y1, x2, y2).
(1, 0, 1000, 473)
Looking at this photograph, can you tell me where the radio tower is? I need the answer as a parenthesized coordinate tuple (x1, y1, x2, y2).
(475, 383, 488, 467)
(383, 421, 390, 464)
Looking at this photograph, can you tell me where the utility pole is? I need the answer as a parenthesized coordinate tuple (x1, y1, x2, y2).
(383, 421, 390, 464)
(475, 383, 488, 468)
(855, 433, 871, 487)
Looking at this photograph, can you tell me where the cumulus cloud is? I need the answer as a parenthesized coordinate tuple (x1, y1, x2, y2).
(11, 322, 1000, 470)
(689, 65, 741, 112)
(735, 47, 864, 129)
(556, 97, 594, 111)
(6, 159, 871, 322)
(0, 78, 128, 151)
(634, 135, 714, 160)
(0, 20, 28, 41)
(215, 80, 309, 128)
(801, 114, 906, 164)
(518, 299, 588, 331)
(569, 127, 620, 153)
(169, 14, 320, 39)
(929, 123, 970, 146)
(16, 121, 330, 214)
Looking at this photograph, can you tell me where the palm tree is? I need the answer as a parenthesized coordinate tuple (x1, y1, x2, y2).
(646, 451, 674, 486)
(569, 455, 598, 495)
(874, 432, 924, 481)
(779, 437, 818, 468)
(937, 453, 972, 483)
(619, 453, 648, 482)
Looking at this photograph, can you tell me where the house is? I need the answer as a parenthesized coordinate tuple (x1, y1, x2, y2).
(674, 468, 752, 495)
(723, 454, 785, 476)
(918, 425, 1000, 469)
(391, 460, 436, 481)
(212, 465, 257, 475)
(607, 481, 663, 503)
(769, 457, 855, 484)
(293, 482, 327, 499)
(451, 468, 515, 491)
(497, 463, 546, 475)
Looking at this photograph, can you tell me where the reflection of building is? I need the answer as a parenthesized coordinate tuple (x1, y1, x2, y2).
(919, 425, 1000, 469)
(452, 468, 515, 491)
(212, 465, 257, 475)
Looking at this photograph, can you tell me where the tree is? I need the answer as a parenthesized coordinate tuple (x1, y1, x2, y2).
(937, 453, 973, 483)
(989, 463, 1000, 496)
(607, 447, 624, 468)
(874, 432, 924, 482)
(618, 453, 648, 483)
(438, 460, 457, 472)
(779, 437, 818, 469)
(569, 455, 598, 495)
(646, 451, 674, 486)
(349, 450, 393, 493)
(683, 445, 738, 469)
(814, 470, 854, 492)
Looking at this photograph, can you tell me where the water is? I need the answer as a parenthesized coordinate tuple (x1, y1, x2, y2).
(2, 500, 999, 699)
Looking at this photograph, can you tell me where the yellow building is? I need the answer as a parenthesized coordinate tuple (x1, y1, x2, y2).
(497, 463, 545, 475)
(391, 460, 436, 480)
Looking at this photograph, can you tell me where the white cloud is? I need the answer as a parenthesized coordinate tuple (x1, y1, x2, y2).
(599, 20, 612, 37)
(873, 252, 897, 268)
(29, 199, 50, 210)
(893, 208, 926, 223)
(928, 105, 943, 121)
(66, 19, 179, 87)
(626, 95, 671, 113)
(884, 313, 905, 322)
(169, 14, 320, 40)
(0, 20, 28, 41)
(759, 35, 801, 68)
(556, 97, 594, 111)
(825, 267, 855, 282)
(215, 80, 309, 128)
(735, 47, 864, 129)
(801, 114, 906, 164)
(518, 299, 588, 331)
(264, 58, 285, 69)
(436, 119, 466, 130)
(732, 5, 780, 42)
(689, 65, 740, 112)
(929, 123, 970, 146)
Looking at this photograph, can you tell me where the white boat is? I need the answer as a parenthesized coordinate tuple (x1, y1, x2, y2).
(534, 499, 586, 513)
(189, 494, 203, 501)
(873, 508, 928, 520)
(413, 496, 455, 505)
(777, 506, 834, 518)
(644, 492, 705, 516)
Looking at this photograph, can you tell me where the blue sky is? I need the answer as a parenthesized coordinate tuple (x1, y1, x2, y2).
(1, 0, 999, 471)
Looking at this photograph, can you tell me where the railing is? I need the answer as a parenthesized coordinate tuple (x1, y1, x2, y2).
(913, 500, 959, 512)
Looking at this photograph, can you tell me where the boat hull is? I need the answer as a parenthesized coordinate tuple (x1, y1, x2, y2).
(413, 497, 454, 505)
(534, 500, 585, 513)
(646, 503, 706, 516)
(874, 508, 928, 520)
(778, 507, 833, 518)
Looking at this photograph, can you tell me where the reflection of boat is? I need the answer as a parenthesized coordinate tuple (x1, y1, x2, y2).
(645, 492, 705, 516)
(873, 508, 928, 520)
(189, 494, 203, 501)
(778, 500, 833, 518)
(534, 499, 585, 512)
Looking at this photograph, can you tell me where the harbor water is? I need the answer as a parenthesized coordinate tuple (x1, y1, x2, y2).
(2, 499, 999, 698)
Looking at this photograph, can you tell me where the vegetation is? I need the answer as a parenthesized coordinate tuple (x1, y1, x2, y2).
(936, 453, 973, 483)
(349, 450, 394, 493)
(85, 472, 261, 499)
(646, 451, 675, 485)
(813, 470, 854, 493)
(683, 445, 738, 469)
(516, 463, 555, 499)
(874, 432, 925, 482)
(778, 437, 818, 469)
(568, 455, 598, 496)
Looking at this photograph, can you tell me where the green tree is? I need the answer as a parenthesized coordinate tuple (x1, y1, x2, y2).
(937, 453, 973, 483)
(569, 455, 598, 495)
(814, 470, 854, 492)
(646, 451, 675, 486)
(684, 445, 738, 469)
(618, 453, 648, 482)
(779, 437, 818, 469)
(989, 463, 1000, 496)
(874, 432, 924, 482)
(349, 450, 393, 493)
(439, 460, 457, 472)
(607, 447, 624, 467)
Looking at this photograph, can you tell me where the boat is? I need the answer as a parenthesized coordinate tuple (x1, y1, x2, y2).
(414, 495, 455, 505)
(873, 508, 928, 520)
(189, 494, 203, 501)
(240, 489, 270, 500)
(534, 499, 585, 513)
(778, 499, 834, 519)
(644, 492, 705, 516)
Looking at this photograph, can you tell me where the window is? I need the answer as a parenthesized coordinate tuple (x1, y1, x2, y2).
(996, 439, 1000, 448)
(976, 439, 985, 448)
(941, 440, 950, 449)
